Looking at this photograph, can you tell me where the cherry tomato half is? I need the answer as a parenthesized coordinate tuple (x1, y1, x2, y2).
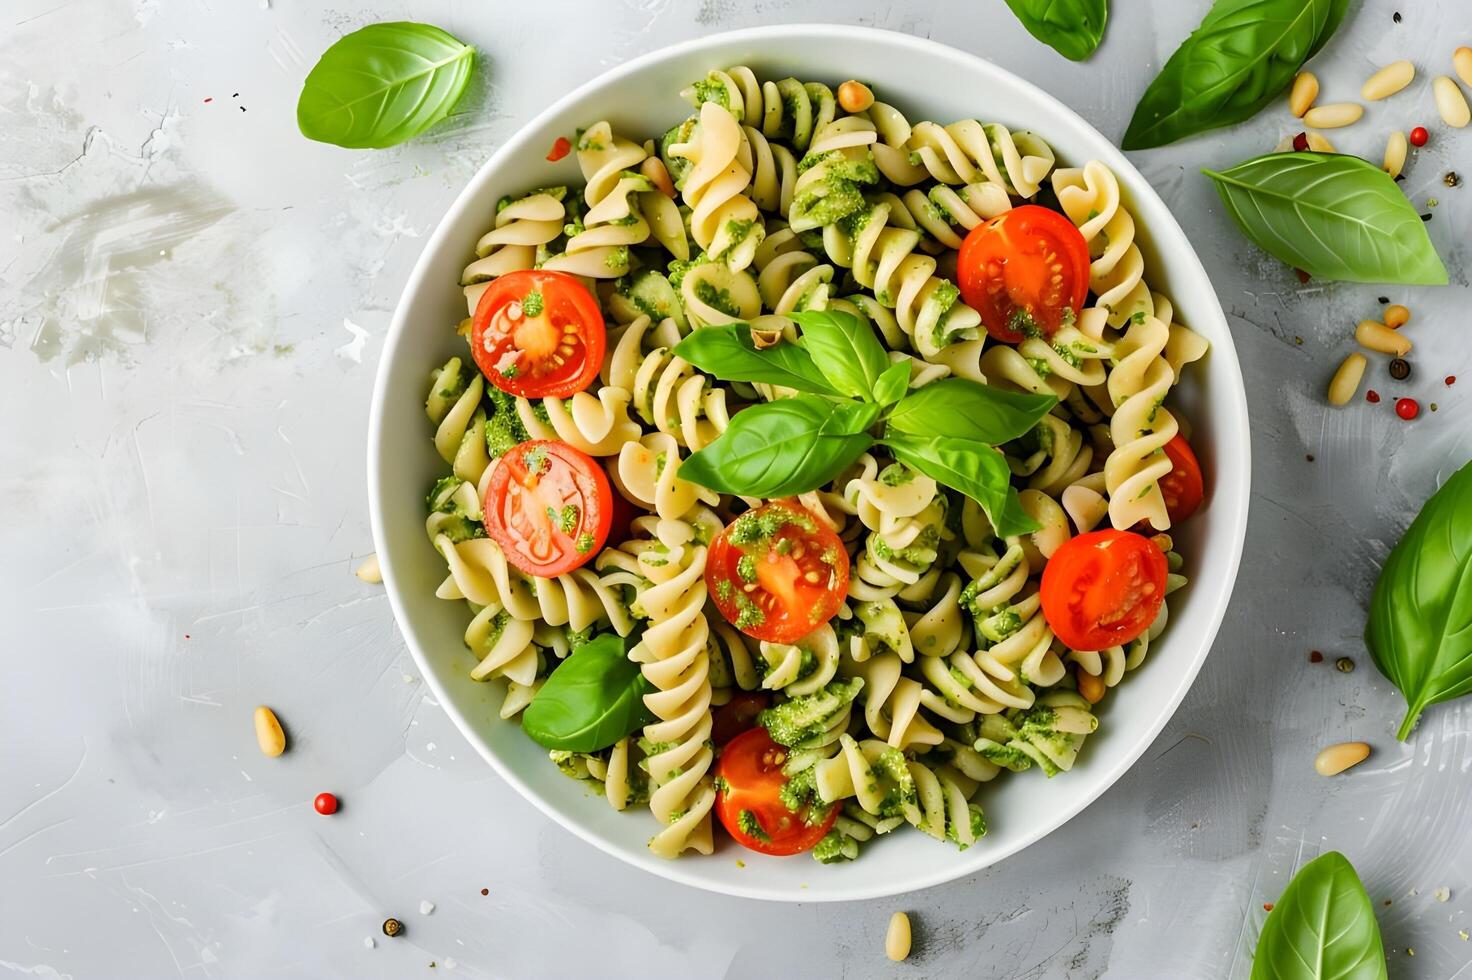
(1158, 435, 1204, 525)
(957, 205, 1091, 343)
(483, 439, 613, 577)
(712, 693, 771, 747)
(714, 727, 836, 856)
(1040, 529, 1167, 652)
(471, 269, 605, 399)
(706, 501, 849, 644)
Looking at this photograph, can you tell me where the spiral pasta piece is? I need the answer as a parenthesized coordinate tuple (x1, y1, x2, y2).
(974, 691, 1098, 776)
(683, 68, 836, 154)
(513, 386, 642, 457)
(462, 187, 568, 315)
(872, 118, 1056, 198)
(1052, 161, 1154, 327)
(759, 624, 841, 696)
(1103, 313, 1178, 531)
(905, 757, 987, 848)
(670, 102, 765, 271)
(604, 314, 730, 451)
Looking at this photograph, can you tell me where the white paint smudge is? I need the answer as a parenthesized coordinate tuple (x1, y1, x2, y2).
(335, 319, 368, 363)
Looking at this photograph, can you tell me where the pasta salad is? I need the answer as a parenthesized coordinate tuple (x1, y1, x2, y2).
(422, 66, 1209, 863)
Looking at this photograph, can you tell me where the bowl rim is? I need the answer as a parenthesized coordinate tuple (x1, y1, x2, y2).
(367, 21, 1252, 903)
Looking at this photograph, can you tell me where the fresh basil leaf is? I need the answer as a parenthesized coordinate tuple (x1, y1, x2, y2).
(873, 361, 911, 408)
(1204, 152, 1448, 285)
(672, 324, 842, 397)
(1365, 459, 1472, 740)
(1122, 0, 1345, 150)
(1003, 0, 1108, 62)
(882, 435, 1039, 537)
(521, 633, 652, 753)
(1251, 851, 1386, 980)
(297, 22, 476, 149)
(680, 396, 878, 498)
(789, 309, 890, 401)
(885, 378, 1058, 445)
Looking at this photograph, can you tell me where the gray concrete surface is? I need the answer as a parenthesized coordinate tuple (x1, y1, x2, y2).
(3, 0, 1471, 977)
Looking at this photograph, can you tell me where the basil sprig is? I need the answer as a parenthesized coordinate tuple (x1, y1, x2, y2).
(672, 310, 1056, 537)
(1204, 152, 1447, 285)
(521, 632, 652, 752)
(1365, 459, 1472, 739)
(1002, 0, 1108, 62)
(1123, 0, 1349, 150)
(297, 22, 476, 149)
(1251, 852, 1386, 980)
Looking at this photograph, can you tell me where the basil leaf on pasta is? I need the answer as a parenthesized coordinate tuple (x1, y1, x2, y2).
(1003, 0, 1108, 62)
(873, 361, 911, 408)
(672, 323, 842, 396)
(789, 309, 891, 401)
(882, 434, 1039, 537)
(885, 378, 1057, 445)
(1204, 153, 1447, 285)
(522, 632, 652, 753)
(297, 22, 476, 149)
(680, 396, 878, 498)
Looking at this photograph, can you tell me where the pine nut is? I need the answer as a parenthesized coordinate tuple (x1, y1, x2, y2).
(1305, 131, 1337, 153)
(1356, 319, 1412, 356)
(1433, 75, 1471, 128)
(355, 554, 383, 583)
(1456, 47, 1472, 88)
(1077, 669, 1106, 704)
(1327, 353, 1367, 406)
(640, 157, 676, 197)
(1303, 103, 1363, 129)
(1314, 741, 1370, 776)
(1362, 60, 1415, 101)
(1383, 130, 1408, 178)
(885, 911, 912, 962)
(254, 705, 286, 757)
(1384, 304, 1411, 329)
(1289, 72, 1319, 117)
(838, 80, 875, 114)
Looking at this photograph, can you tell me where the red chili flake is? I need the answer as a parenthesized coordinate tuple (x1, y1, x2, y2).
(314, 792, 339, 815)
(1365, 389, 1381, 403)
(546, 136, 572, 162)
(1447, 375, 1458, 386)
(203, 97, 213, 104)
(184, 634, 191, 640)
(1264, 903, 1275, 912)
(1294, 267, 1311, 284)
(1292, 132, 1309, 152)
(1305, 454, 1315, 462)
(1395, 397, 1420, 420)
(1410, 126, 1429, 147)
(1310, 650, 1324, 663)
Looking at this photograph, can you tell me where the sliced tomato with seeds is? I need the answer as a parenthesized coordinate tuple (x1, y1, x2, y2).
(471, 269, 604, 399)
(714, 727, 836, 856)
(957, 205, 1091, 343)
(706, 501, 849, 644)
(1157, 435, 1205, 525)
(1040, 529, 1167, 652)
(712, 692, 771, 747)
(483, 439, 612, 577)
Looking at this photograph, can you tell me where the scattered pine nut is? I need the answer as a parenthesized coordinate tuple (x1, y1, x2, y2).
(1305, 131, 1337, 153)
(1076, 669, 1106, 704)
(355, 554, 383, 584)
(1433, 75, 1471, 128)
(1328, 353, 1368, 406)
(1304, 103, 1364, 129)
(838, 80, 875, 114)
(254, 705, 286, 757)
(885, 911, 912, 962)
(1362, 61, 1415, 101)
(1356, 319, 1412, 356)
(1315, 741, 1371, 776)
(1383, 130, 1408, 178)
(1289, 72, 1319, 117)
(1384, 304, 1411, 329)
(1455, 47, 1472, 89)
(640, 156, 676, 197)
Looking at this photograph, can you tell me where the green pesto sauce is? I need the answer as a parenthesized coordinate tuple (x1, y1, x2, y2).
(736, 809, 771, 842)
(693, 279, 741, 318)
(522, 290, 544, 317)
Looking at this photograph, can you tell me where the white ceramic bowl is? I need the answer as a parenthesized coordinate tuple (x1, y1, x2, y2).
(368, 24, 1250, 902)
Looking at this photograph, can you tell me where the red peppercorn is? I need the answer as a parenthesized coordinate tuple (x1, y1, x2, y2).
(1395, 397, 1419, 420)
(1310, 650, 1324, 663)
(314, 792, 339, 815)
(1447, 375, 1458, 386)
(546, 136, 572, 162)
(1365, 389, 1381, 403)
(1409, 126, 1429, 147)
(1292, 132, 1309, 152)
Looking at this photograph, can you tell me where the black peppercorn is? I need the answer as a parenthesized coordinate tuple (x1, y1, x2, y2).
(1389, 358, 1411, 381)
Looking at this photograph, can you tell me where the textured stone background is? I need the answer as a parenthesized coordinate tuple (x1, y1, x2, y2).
(3, 0, 1471, 977)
